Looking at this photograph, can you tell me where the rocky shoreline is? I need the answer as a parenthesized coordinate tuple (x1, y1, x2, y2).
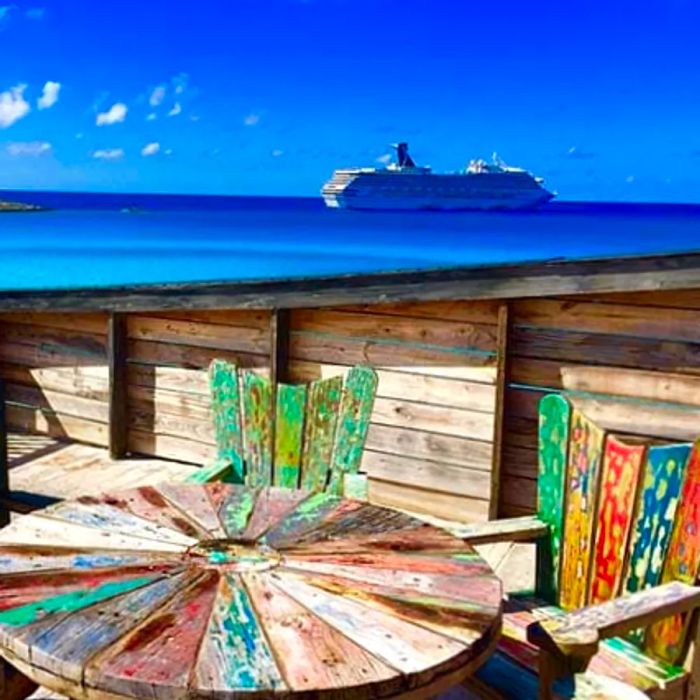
(0, 200, 45, 212)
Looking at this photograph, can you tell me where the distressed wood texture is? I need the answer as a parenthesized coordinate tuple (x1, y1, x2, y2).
(472, 393, 700, 700)
(0, 484, 502, 700)
(289, 301, 501, 522)
(202, 360, 377, 499)
(502, 292, 700, 517)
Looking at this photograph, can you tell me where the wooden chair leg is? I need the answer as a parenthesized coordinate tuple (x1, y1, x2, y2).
(0, 379, 9, 528)
(0, 659, 38, 700)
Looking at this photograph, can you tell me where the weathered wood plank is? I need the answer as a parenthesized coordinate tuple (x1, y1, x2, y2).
(328, 366, 377, 495)
(646, 442, 700, 663)
(241, 370, 274, 488)
(558, 409, 605, 611)
(624, 444, 691, 595)
(273, 384, 306, 489)
(300, 376, 342, 492)
(337, 299, 502, 325)
(194, 574, 285, 693)
(85, 571, 217, 698)
(155, 483, 227, 539)
(242, 487, 310, 541)
(0, 381, 8, 527)
(208, 359, 245, 483)
(490, 302, 509, 518)
(536, 394, 570, 603)
(215, 484, 259, 538)
(107, 313, 128, 460)
(589, 436, 646, 605)
(243, 572, 399, 694)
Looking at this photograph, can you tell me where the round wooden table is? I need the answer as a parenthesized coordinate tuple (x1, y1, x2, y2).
(0, 484, 502, 700)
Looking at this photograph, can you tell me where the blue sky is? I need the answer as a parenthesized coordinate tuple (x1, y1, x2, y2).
(0, 0, 698, 201)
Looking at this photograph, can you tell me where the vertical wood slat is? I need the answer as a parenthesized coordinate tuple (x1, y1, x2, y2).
(108, 313, 128, 460)
(491, 302, 509, 519)
(0, 379, 8, 527)
(270, 309, 290, 386)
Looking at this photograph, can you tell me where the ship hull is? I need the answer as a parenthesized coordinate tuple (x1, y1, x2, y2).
(322, 170, 555, 211)
(323, 191, 554, 211)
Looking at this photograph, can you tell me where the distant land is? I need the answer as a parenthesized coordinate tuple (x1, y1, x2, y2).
(0, 200, 45, 213)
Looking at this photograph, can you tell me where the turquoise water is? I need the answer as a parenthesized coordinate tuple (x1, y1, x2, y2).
(1, 192, 699, 291)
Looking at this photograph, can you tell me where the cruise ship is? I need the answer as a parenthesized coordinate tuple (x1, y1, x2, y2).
(322, 143, 555, 211)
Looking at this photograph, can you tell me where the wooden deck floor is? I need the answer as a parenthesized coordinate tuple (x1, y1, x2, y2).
(7, 432, 199, 507)
(6, 431, 533, 700)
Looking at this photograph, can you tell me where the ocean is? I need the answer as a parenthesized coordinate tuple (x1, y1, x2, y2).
(1, 190, 699, 291)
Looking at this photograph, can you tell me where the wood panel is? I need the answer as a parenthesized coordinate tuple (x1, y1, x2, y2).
(126, 310, 272, 462)
(290, 302, 500, 522)
(0, 313, 109, 447)
(501, 293, 700, 517)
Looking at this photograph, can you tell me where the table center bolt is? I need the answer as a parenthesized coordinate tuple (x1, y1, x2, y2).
(186, 539, 281, 572)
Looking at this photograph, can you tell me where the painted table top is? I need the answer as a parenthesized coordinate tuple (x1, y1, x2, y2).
(0, 484, 502, 700)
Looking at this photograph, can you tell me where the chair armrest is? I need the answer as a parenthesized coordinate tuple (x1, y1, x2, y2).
(527, 581, 700, 672)
(185, 457, 238, 484)
(453, 515, 549, 545)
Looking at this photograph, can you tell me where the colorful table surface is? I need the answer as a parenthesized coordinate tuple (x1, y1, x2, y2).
(0, 484, 502, 700)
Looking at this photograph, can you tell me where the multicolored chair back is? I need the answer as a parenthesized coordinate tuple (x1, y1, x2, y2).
(537, 394, 700, 665)
(203, 360, 378, 498)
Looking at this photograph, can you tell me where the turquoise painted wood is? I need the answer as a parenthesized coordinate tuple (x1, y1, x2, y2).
(196, 361, 377, 498)
(471, 393, 700, 700)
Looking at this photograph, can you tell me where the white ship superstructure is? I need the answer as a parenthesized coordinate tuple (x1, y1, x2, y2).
(322, 143, 554, 211)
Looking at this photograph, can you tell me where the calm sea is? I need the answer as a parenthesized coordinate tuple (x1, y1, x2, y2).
(1, 190, 699, 291)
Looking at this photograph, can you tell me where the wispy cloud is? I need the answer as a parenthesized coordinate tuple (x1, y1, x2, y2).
(0, 6, 13, 26)
(167, 102, 182, 117)
(6, 140, 51, 156)
(37, 80, 61, 110)
(564, 146, 597, 160)
(0, 84, 30, 128)
(376, 153, 392, 164)
(271, 149, 284, 157)
(25, 7, 44, 19)
(141, 142, 160, 157)
(626, 175, 635, 183)
(146, 112, 157, 121)
(96, 102, 127, 126)
(172, 73, 189, 95)
(93, 148, 124, 160)
(149, 85, 165, 107)
(243, 113, 260, 126)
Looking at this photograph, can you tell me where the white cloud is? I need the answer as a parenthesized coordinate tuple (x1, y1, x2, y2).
(146, 112, 157, 121)
(37, 80, 60, 109)
(93, 148, 124, 160)
(149, 85, 165, 107)
(6, 140, 51, 156)
(96, 102, 127, 126)
(376, 153, 392, 164)
(141, 142, 160, 157)
(164, 148, 173, 156)
(0, 6, 12, 24)
(0, 84, 30, 128)
(626, 175, 635, 183)
(167, 102, 182, 117)
(271, 149, 284, 157)
(243, 113, 260, 126)
(25, 7, 45, 19)
(172, 73, 189, 95)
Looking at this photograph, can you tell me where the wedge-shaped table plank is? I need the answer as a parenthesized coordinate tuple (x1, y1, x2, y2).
(0, 484, 502, 700)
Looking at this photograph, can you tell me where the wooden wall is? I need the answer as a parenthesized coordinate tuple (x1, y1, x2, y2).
(4, 289, 700, 523)
(288, 301, 503, 521)
(125, 310, 271, 464)
(501, 289, 700, 516)
(0, 313, 110, 445)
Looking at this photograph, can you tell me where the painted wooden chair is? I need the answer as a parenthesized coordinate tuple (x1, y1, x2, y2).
(187, 360, 378, 498)
(459, 394, 700, 700)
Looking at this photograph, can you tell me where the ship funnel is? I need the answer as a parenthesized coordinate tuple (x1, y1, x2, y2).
(392, 142, 416, 168)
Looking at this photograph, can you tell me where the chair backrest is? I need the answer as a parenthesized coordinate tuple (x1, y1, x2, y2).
(537, 394, 700, 664)
(209, 360, 378, 496)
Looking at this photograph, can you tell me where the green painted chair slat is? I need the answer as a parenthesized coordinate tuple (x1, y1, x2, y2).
(208, 359, 245, 483)
(558, 407, 606, 611)
(646, 440, 700, 663)
(327, 366, 378, 495)
(241, 370, 274, 488)
(273, 384, 307, 489)
(200, 361, 377, 498)
(536, 394, 571, 604)
(300, 375, 343, 493)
